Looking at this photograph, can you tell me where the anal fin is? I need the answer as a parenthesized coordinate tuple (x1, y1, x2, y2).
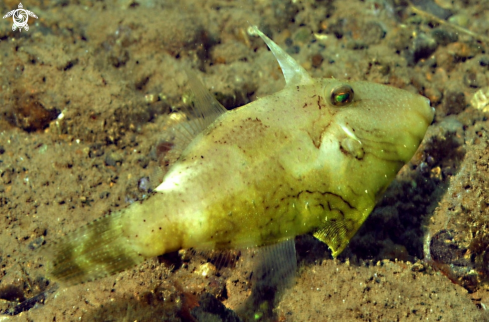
(237, 239, 297, 320)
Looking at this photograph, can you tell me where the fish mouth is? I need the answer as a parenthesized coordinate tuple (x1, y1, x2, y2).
(347, 94, 434, 164)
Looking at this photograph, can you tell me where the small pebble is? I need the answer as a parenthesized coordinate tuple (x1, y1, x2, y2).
(431, 28, 458, 46)
(346, 41, 367, 50)
(194, 262, 217, 277)
(447, 42, 474, 59)
(362, 21, 386, 45)
(105, 152, 123, 166)
(1, 169, 13, 184)
(286, 45, 300, 55)
(293, 27, 311, 44)
(442, 90, 466, 115)
(138, 177, 151, 192)
(424, 87, 442, 104)
(463, 71, 486, 88)
(88, 143, 104, 158)
(479, 56, 489, 67)
(99, 191, 110, 199)
(411, 262, 426, 272)
(311, 54, 324, 68)
(11, 100, 59, 132)
(125, 192, 138, 204)
(412, 33, 438, 63)
(435, 51, 455, 71)
(138, 156, 150, 168)
(448, 13, 469, 28)
(28, 236, 45, 250)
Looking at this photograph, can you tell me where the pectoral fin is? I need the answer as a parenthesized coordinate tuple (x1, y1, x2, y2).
(313, 221, 351, 258)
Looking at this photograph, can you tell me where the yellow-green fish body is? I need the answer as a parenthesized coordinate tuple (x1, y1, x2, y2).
(47, 27, 434, 285)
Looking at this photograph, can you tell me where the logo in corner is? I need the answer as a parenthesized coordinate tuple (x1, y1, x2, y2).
(3, 3, 38, 32)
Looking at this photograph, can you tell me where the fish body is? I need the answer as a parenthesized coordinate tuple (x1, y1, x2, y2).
(47, 27, 434, 285)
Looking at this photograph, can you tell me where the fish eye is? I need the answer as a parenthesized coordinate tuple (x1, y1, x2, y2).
(330, 85, 354, 106)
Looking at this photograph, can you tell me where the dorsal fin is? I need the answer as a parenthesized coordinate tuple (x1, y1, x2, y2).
(183, 68, 227, 133)
(169, 69, 227, 154)
(250, 26, 314, 87)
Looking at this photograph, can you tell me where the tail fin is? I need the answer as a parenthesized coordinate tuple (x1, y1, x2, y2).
(45, 210, 144, 285)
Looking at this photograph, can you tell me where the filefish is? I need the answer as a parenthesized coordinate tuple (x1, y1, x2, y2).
(46, 27, 434, 285)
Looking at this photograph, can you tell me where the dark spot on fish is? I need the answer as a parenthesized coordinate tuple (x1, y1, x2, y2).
(339, 144, 349, 156)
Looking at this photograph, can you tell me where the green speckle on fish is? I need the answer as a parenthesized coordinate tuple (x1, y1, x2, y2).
(46, 26, 434, 285)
